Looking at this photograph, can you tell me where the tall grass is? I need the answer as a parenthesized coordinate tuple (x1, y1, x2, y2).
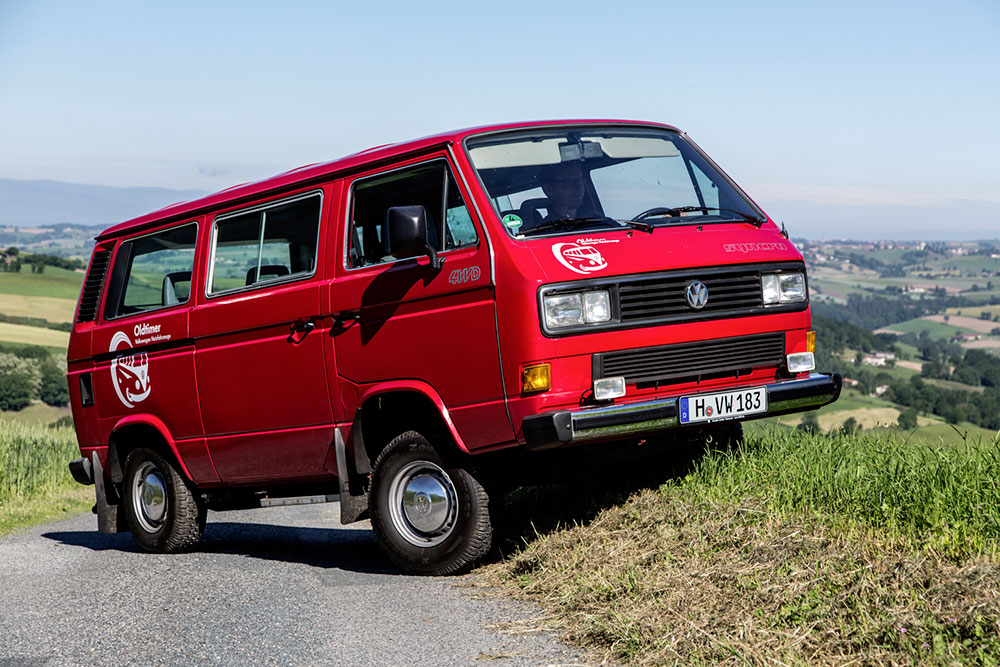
(688, 426, 1000, 558)
(0, 420, 79, 504)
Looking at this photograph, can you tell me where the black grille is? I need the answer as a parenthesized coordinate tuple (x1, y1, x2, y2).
(76, 249, 110, 323)
(595, 333, 785, 387)
(618, 269, 762, 322)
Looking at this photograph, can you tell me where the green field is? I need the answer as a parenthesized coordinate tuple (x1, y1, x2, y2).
(0, 322, 69, 348)
(0, 293, 77, 323)
(0, 267, 83, 300)
(883, 317, 978, 340)
(0, 403, 72, 427)
(947, 304, 1000, 319)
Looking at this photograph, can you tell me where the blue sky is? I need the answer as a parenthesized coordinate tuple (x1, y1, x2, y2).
(1, 0, 998, 239)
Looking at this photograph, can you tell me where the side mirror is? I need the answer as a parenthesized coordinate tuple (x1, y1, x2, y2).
(383, 205, 443, 270)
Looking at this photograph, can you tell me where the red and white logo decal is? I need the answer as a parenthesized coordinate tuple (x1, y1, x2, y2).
(552, 242, 609, 275)
(110, 331, 150, 409)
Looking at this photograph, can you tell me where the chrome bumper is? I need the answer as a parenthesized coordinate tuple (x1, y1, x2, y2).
(522, 372, 842, 451)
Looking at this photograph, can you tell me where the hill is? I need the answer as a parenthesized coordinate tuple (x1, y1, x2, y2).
(0, 178, 205, 228)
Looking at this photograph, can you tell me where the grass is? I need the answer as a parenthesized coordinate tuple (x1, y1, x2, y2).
(0, 321, 70, 348)
(481, 427, 1000, 665)
(0, 266, 83, 300)
(0, 420, 87, 536)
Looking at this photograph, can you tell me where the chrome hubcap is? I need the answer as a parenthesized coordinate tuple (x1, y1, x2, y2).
(388, 461, 457, 547)
(132, 462, 167, 533)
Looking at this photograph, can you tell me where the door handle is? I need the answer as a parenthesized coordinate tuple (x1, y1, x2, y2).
(290, 320, 316, 334)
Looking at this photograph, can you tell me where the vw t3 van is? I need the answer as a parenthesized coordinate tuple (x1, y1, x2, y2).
(67, 120, 841, 574)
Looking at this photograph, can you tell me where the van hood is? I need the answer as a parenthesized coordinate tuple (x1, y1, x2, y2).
(519, 222, 801, 282)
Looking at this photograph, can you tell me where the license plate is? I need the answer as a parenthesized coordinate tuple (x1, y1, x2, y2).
(679, 386, 767, 424)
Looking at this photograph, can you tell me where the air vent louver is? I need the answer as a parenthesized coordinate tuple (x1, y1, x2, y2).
(76, 249, 111, 323)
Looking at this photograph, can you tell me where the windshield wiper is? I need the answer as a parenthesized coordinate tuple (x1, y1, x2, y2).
(633, 206, 767, 227)
(520, 216, 654, 237)
(520, 217, 615, 237)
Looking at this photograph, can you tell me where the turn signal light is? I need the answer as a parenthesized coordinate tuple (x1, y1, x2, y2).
(806, 330, 816, 354)
(521, 363, 551, 394)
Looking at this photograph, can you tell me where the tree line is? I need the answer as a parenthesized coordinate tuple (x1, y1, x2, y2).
(0, 345, 69, 411)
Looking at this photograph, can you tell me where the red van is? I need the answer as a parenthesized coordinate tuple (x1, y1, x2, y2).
(67, 120, 840, 574)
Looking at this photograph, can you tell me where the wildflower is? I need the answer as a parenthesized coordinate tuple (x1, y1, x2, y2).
(899, 627, 907, 634)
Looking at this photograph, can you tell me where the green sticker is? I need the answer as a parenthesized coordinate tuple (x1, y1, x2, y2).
(502, 214, 523, 230)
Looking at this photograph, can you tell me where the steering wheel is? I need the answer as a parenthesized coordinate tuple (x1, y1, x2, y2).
(631, 207, 673, 222)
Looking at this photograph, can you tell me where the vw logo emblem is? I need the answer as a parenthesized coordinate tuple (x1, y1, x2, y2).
(685, 280, 709, 309)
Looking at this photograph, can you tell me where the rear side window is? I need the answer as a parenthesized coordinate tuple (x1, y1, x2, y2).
(103, 224, 198, 320)
(208, 192, 321, 295)
(348, 161, 477, 268)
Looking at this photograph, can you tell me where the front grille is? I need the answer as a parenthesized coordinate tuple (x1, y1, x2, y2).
(595, 333, 785, 387)
(618, 269, 762, 322)
(76, 249, 111, 323)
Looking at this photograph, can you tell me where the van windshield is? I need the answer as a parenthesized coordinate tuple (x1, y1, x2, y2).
(465, 127, 765, 237)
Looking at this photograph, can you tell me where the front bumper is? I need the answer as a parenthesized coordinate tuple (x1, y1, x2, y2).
(522, 372, 842, 450)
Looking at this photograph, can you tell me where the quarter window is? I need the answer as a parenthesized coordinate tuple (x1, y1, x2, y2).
(348, 162, 477, 268)
(209, 193, 320, 295)
(104, 224, 197, 319)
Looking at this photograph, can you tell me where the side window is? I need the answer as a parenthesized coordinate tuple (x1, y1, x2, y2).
(104, 224, 197, 319)
(209, 193, 320, 295)
(348, 162, 477, 268)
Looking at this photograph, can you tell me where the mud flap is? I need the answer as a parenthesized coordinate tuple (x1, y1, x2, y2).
(92, 451, 124, 534)
(334, 428, 369, 524)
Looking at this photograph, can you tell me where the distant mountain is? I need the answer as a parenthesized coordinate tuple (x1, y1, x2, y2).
(0, 179, 207, 228)
(758, 198, 1000, 242)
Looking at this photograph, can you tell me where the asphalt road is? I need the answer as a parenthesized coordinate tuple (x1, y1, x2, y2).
(0, 503, 588, 666)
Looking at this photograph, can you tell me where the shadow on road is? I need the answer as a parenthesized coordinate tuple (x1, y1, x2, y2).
(42, 521, 397, 575)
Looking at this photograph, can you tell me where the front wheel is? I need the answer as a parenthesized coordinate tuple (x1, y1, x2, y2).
(369, 431, 493, 575)
(122, 447, 206, 553)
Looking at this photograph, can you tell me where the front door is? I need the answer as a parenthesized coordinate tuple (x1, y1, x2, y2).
(332, 156, 512, 448)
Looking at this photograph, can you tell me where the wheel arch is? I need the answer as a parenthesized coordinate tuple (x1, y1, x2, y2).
(108, 415, 191, 485)
(354, 381, 469, 470)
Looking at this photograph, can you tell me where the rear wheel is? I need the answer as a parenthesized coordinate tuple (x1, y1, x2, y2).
(122, 447, 205, 553)
(369, 430, 493, 575)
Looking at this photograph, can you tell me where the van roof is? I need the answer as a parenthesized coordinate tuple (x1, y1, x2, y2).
(96, 119, 677, 241)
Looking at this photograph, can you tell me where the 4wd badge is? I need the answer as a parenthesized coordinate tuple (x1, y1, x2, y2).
(110, 331, 151, 408)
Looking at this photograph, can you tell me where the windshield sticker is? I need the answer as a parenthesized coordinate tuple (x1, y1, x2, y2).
(110, 331, 151, 409)
(553, 242, 609, 275)
(723, 242, 788, 254)
(502, 214, 523, 231)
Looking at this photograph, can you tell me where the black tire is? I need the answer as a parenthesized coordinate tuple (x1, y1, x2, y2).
(369, 430, 492, 575)
(122, 447, 206, 553)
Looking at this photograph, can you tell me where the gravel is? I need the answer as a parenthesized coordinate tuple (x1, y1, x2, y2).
(0, 502, 589, 666)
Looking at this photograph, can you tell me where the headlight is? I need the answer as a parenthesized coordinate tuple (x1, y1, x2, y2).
(762, 271, 806, 305)
(543, 289, 611, 329)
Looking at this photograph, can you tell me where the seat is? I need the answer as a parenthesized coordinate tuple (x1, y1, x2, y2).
(246, 264, 290, 285)
(161, 271, 191, 306)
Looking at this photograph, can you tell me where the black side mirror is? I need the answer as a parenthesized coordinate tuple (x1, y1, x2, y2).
(383, 205, 443, 270)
